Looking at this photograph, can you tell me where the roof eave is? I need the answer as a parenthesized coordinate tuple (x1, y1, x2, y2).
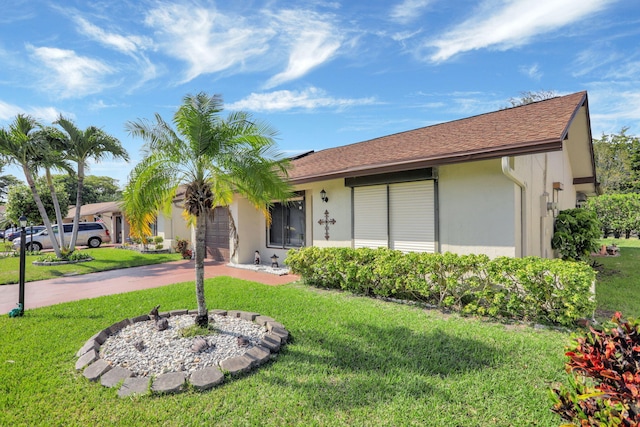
(289, 139, 563, 185)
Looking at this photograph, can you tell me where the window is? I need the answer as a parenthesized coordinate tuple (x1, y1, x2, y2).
(268, 194, 305, 248)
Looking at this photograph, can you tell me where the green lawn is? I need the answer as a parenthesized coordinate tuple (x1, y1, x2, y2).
(0, 278, 568, 426)
(1, 241, 637, 426)
(592, 237, 640, 321)
(0, 247, 183, 285)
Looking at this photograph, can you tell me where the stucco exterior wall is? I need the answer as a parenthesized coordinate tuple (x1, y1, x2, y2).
(156, 206, 191, 251)
(229, 196, 266, 264)
(438, 159, 518, 258)
(304, 179, 352, 248)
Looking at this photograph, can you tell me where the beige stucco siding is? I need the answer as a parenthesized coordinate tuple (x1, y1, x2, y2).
(156, 206, 191, 251)
(229, 196, 268, 264)
(305, 179, 352, 248)
(438, 159, 518, 258)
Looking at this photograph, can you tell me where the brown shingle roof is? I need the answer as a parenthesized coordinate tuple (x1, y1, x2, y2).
(289, 91, 588, 184)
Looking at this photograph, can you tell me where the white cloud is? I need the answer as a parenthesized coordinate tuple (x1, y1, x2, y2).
(144, 4, 344, 88)
(390, 0, 432, 24)
(144, 3, 273, 83)
(572, 47, 621, 77)
(227, 87, 377, 112)
(74, 16, 152, 55)
(589, 86, 640, 135)
(0, 100, 71, 123)
(29, 107, 71, 123)
(425, 0, 615, 62)
(520, 63, 542, 80)
(27, 45, 114, 98)
(264, 10, 343, 88)
(0, 100, 23, 121)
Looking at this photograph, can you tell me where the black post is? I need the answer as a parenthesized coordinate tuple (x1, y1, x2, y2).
(18, 223, 26, 315)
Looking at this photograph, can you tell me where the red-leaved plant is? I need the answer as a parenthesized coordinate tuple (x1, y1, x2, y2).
(551, 312, 640, 426)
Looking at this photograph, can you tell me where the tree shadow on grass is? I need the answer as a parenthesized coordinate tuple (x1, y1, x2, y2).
(268, 320, 500, 411)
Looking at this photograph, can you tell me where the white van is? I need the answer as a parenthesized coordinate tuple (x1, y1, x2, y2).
(13, 222, 111, 251)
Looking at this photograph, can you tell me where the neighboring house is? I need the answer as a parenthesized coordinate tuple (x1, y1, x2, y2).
(228, 91, 598, 265)
(66, 201, 128, 244)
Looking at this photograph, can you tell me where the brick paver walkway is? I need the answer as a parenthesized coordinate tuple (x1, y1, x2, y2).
(0, 259, 299, 314)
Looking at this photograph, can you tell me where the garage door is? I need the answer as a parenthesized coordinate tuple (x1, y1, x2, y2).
(205, 206, 230, 261)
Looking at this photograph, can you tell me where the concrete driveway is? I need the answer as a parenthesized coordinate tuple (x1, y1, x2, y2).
(0, 260, 299, 314)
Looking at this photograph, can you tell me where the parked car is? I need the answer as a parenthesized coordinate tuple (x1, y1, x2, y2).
(4, 226, 46, 242)
(12, 222, 111, 251)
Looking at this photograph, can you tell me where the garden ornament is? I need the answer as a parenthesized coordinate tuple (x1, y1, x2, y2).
(8, 303, 23, 318)
(149, 305, 169, 331)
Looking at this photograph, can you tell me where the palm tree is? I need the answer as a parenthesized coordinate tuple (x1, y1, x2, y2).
(55, 117, 129, 251)
(123, 92, 292, 327)
(0, 115, 64, 257)
(31, 127, 74, 249)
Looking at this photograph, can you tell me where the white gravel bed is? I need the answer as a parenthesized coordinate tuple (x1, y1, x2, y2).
(100, 314, 267, 377)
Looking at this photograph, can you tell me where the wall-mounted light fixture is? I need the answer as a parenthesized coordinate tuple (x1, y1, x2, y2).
(320, 189, 328, 203)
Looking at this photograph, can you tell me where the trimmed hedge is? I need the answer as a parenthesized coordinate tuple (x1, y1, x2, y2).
(286, 247, 596, 326)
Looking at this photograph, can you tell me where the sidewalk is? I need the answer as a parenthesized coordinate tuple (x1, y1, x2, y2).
(0, 260, 299, 314)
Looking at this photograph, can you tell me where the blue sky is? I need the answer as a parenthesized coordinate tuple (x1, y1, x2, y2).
(1, 0, 638, 186)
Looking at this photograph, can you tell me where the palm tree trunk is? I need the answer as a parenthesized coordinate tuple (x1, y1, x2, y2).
(70, 165, 84, 251)
(45, 168, 66, 249)
(194, 214, 208, 327)
(22, 166, 62, 258)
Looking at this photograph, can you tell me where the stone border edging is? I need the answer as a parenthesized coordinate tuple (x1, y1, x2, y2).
(33, 257, 94, 266)
(75, 309, 289, 398)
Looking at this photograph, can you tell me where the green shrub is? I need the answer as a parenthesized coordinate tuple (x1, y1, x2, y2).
(286, 247, 596, 326)
(36, 251, 91, 263)
(551, 313, 640, 426)
(552, 208, 601, 261)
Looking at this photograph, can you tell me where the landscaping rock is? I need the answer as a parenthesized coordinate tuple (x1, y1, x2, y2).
(227, 310, 242, 318)
(254, 315, 275, 326)
(266, 321, 285, 332)
(100, 366, 133, 388)
(151, 372, 186, 394)
(118, 377, 150, 398)
(239, 311, 259, 321)
(75, 349, 98, 371)
(190, 367, 224, 390)
(130, 314, 150, 323)
(260, 334, 281, 352)
(107, 318, 132, 335)
(89, 329, 109, 345)
(270, 326, 289, 343)
(219, 355, 253, 375)
(76, 339, 100, 357)
(244, 345, 271, 367)
(210, 309, 227, 316)
(83, 359, 111, 381)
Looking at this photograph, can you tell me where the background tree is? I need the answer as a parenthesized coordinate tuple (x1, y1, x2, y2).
(5, 182, 69, 225)
(0, 174, 21, 203)
(55, 116, 129, 251)
(123, 92, 292, 327)
(592, 128, 640, 194)
(505, 90, 559, 108)
(52, 174, 123, 204)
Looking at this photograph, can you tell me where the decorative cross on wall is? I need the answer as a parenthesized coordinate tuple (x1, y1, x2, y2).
(317, 210, 336, 241)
